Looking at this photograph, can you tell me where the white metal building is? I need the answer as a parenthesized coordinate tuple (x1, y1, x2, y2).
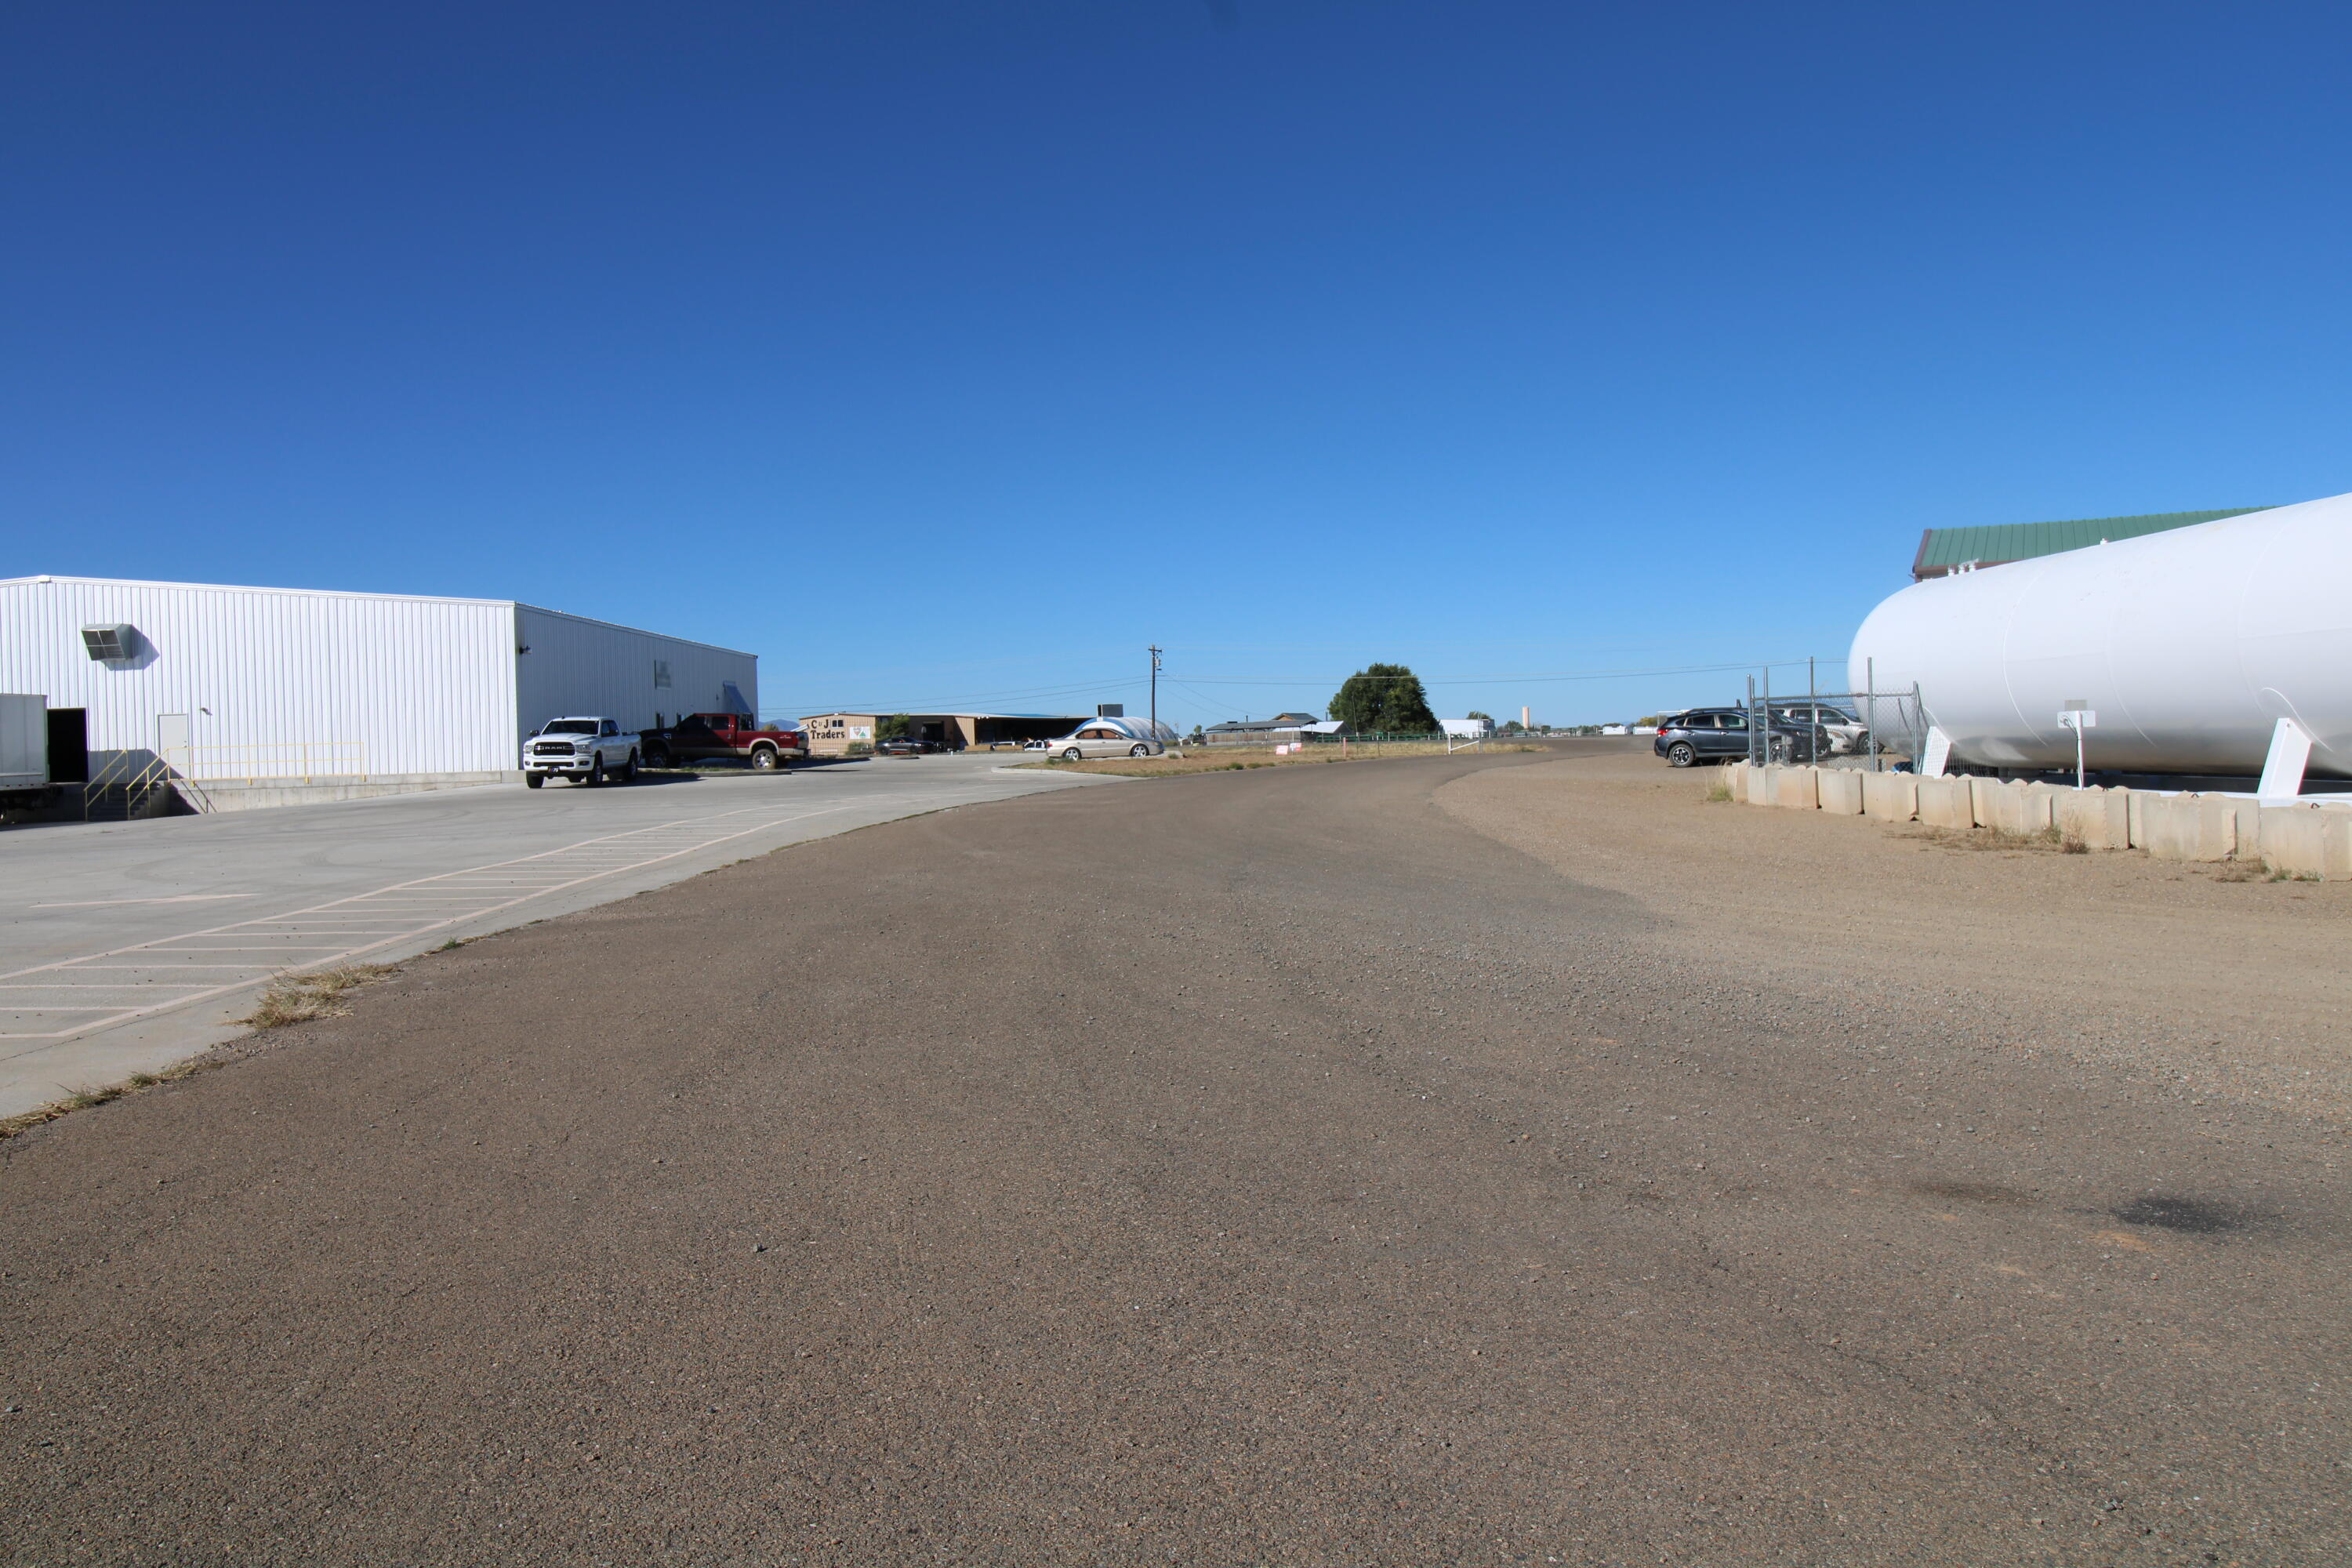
(0, 575, 757, 782)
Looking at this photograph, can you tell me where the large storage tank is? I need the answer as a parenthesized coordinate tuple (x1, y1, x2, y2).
(1848, 491, 2352, 778)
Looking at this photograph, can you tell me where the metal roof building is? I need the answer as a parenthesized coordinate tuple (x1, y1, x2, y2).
(0, 575, 755, 788)
(1910, 509, 2267, 580)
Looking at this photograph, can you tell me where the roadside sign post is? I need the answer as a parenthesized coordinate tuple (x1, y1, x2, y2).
(2057, 701, 2096, 789)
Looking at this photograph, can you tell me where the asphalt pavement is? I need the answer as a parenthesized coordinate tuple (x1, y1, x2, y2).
(2, 743, 2343, 1564)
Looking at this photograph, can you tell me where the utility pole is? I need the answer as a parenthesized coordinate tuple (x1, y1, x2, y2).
(1148, 645, 1163, 735)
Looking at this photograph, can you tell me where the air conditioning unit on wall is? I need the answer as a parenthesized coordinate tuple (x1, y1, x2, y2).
(81, 624, 138, 662)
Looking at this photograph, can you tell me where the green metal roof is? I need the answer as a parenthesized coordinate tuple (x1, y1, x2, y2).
(1913, 508, 2269, 576)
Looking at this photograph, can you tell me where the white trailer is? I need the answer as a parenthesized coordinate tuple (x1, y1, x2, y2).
(0, 694, 52, 804)
(1849, 490, 2352, 777)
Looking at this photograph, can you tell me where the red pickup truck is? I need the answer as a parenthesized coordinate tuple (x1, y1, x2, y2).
(641, 713, 811, 771)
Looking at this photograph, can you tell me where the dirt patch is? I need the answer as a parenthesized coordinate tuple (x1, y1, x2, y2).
(1435, 743, 2352, 1124)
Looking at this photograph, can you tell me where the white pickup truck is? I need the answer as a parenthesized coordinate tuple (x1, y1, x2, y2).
(522, 717, 641, 789)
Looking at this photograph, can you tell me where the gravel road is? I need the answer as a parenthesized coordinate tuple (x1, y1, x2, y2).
(2, 742, 2345, 1565)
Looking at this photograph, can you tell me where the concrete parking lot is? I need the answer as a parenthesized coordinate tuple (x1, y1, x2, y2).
(0, 754, 1111, 1117)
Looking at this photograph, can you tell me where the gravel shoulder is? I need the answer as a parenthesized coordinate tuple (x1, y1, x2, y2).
(1439, 742, 2352, 1126)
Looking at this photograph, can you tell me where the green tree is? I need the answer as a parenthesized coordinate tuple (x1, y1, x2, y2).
(1466, 710, 1494, 724)
(877, 713, 914, 741)
(1328, 663, 1438, 735)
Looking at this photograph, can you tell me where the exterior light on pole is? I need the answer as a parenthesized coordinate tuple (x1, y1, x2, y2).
(1149, 645, 1162, 736)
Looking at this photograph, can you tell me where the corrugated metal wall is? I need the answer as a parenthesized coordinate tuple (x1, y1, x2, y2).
(513, 605, 757, 739)
(0, 577, 518, 775)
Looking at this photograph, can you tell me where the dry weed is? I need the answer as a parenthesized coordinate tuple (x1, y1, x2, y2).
(243, 964, 394, 1028)
(0, 1058, 216, 1141)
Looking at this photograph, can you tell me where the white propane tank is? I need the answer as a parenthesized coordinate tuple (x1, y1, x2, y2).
(1848, 492, 2352, 778)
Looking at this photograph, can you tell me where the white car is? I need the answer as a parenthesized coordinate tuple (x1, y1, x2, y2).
(523, 717, 640, 788)
(1043, 716, 1183, 760)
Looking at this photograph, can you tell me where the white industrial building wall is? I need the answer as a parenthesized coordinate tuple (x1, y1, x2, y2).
(0, 577, 517, 775)
(512, 604, 756, 742)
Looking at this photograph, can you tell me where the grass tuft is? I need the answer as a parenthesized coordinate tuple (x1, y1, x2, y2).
(0, 1052, 230, 1141)
(242, 964, 395, 1029)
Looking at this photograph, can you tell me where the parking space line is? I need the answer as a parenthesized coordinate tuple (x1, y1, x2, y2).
(0, 801, 862, 1040)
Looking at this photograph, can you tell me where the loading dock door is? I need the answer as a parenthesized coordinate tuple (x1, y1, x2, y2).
(45, 709, 88, 782)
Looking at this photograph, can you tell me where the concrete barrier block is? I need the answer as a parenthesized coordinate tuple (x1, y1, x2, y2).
(1776, 767, 1820, 810)
(2260, 804, 2352, 880)
(2184, 796, 2239, 862)
(2260, 804, 2328, 878)
(1745, 764, 1774, 807)
(1861, 771, 1918, 822)
(2064, 787, 2120, 849)
(2224, 797, 2262, 861)
(1915, 775, 1974, 829)
(2054, 786, 2129, 850)
(2135, 793, 2235, 862)
(1817, 768, 1864, 815)
(1724, 761, 1748, 799)
(1969, 777, 2051, 837)
(2132, 793, 2190, 859)
(1968, 775, 1997, 829)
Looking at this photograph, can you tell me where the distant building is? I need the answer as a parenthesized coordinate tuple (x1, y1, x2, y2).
(1201, 712, 1323, 746)
(1910, 509, 2266, 581)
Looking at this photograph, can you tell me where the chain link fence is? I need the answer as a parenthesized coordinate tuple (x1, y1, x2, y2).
(1741, 685, 1930, 769)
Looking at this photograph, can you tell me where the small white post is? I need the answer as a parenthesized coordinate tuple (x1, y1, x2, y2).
(2258, 717, 2313, 801)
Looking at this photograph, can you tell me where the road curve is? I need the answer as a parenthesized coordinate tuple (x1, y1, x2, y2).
(2, 746, 2345, 1564)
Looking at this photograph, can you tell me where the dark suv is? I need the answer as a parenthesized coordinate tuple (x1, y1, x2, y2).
(1653, 707, 1829, 768)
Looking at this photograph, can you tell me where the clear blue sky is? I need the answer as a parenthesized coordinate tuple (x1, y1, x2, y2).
(7, 2, 2349, 728)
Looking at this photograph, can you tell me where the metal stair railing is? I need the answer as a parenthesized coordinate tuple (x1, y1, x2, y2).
(82, 753, 211, 821)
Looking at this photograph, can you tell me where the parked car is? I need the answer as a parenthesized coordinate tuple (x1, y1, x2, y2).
(524, 717, 640, 788)
(875, 735, 944, 756)
(1768, 702, 1868, 758)
(1652, 707, 1829, 768)
(1044, 716, 1183, 760)
(641, 713, 810, 771)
